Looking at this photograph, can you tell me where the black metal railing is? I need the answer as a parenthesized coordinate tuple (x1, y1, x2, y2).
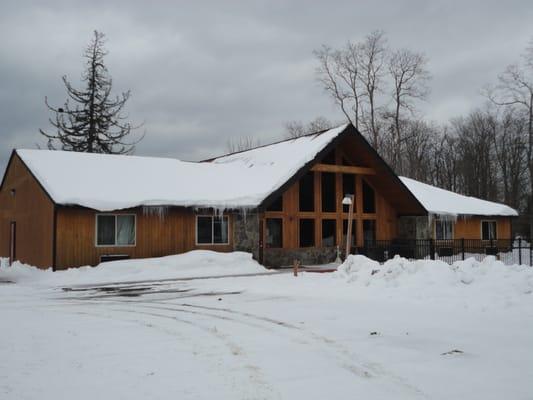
(356, 238, 532, 266)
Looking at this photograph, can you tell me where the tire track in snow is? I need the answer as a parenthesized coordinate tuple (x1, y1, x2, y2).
(74, 306, 280, 400)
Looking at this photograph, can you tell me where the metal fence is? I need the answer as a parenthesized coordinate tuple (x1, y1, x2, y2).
(357, 238, 533, 266)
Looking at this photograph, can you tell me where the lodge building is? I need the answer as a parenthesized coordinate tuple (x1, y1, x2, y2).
(0, 124, 517, 269)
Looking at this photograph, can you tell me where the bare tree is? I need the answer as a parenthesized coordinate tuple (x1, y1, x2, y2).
(358, 30, 388, 148)
(314, 43, 364, 129)
(226, 136, 260, 153)
(40, 31, 143, 154)
(284, 116, 333, 138)
(387, 49, 431, 174)
(486, 38, 533, 235)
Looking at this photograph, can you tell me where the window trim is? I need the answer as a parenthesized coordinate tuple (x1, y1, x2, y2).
(95, 214, 137, 247)
(481, 219, 497, 241)
(195, 215, 231, 246)
(434, 219, 454, 240)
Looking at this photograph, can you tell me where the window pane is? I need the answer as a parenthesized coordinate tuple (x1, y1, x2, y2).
(197, 217, 213, 244)
(362, 180, 375, 213)
(299, 172, 315, 212)
(321, 149, 336, 165)
(322, 219, 336, 246)
(97, 215, 116, 246)
(267, 195, 283, 212)
(266, 218, 283, 248)
(342, 219, 356, 247)
(342, 174, 355, 213)
(363, 219, 376, 246)
(213, 217, 229, 244)
(482, 221, 496, 240)
(321, 172, 336, 212)
(117, 215, 135, 245)
(436, 220, 453, 240)
(299, 219, 315, 247)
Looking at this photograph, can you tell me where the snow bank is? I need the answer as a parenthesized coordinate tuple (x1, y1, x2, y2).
(0, 251, 269, 287)
(335, 254, 533, 295)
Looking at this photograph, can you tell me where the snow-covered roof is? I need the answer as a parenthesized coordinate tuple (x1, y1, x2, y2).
(400, 176, 518, 217)
(14, 125, 348, 211)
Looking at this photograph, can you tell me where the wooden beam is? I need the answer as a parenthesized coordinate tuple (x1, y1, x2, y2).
(311, 164, 376, 175)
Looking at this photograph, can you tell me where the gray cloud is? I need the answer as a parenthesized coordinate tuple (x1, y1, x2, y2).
(1, 0, 532, 173)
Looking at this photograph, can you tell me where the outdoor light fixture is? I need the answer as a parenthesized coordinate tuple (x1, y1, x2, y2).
(343, 194, 354, 259)
(10, 189, 15, 197)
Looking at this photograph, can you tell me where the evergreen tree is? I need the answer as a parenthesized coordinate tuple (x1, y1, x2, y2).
(40, 31, 142, 154)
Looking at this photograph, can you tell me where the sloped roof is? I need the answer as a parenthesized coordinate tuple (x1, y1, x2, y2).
(12, 124, 348, 211)
(400, 177, 518, 217)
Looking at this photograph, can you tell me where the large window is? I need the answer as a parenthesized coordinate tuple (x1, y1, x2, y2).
(96, 214, 136, 246)
(266, 195, 283, 212)
(299, 219, 315, 247)
(322, 219, 336, 246)
(363, 219, 376, 246)
(321, 172, 336, 212)
(266, 218, 283, 248)
(435, 219, 453, 240)
(362, 180, 375, 213)
(342, 174, 355, 213)
(482, 220, 497, 240)
(299, 172, 315, 212)
(197, 216, 229, 244)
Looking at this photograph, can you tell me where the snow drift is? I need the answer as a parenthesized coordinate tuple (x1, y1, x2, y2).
(335, 254, 533, 295)
(0, 250, 269, 286)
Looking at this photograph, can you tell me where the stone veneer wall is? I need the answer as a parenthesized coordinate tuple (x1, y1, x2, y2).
(263, 247, 337, 268)
(233, 211, 260, 260)
(398, 216, 430, 239)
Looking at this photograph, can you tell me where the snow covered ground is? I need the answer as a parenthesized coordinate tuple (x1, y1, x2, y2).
(1, 251, 532, 399)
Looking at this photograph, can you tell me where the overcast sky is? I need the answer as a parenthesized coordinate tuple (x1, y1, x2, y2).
(1, 0, 532, 173)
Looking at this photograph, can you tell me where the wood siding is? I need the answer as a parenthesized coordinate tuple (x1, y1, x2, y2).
(55, 207, 233, 269)
(0, 154, 55, 268)
(449, 217, 512, 240)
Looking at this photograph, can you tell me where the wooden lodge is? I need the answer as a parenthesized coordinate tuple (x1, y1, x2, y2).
(0, 124, 517, 269)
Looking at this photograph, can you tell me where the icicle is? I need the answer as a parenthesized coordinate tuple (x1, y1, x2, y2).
(142, 205, 168, 219)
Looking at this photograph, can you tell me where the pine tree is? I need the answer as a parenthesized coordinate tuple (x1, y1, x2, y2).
(40, 31, 143, 154)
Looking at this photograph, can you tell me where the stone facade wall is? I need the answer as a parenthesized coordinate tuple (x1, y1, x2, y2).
(233, 211, 260, 259)
(263, 247, 338, 268)
(398, 216, 430, 239)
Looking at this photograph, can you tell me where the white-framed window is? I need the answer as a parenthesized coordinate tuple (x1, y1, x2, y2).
(96, 214, 136, 247)
(435, 219, 453, 240)
(196, 215, 229, 245)
(481, 220, 497, 240)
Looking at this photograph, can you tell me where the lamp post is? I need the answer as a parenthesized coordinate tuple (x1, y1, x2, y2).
(342, 195, 354, 259)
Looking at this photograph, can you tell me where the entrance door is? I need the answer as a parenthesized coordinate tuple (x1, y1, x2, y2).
(9, 221, 16, 266)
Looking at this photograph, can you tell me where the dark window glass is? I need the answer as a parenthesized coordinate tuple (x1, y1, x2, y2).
(97, 215, 116, 246)
(322, 219, 336, 246)
(321, 172, 336, 212)
(362, 180, 375, 213)
(267, 195, 283, 212)
(363, 219, 376, 246)
(266, 218, 283, 248)
(117, 215, 135, 245)
(299, 172, 315, 212)
(213, 217, 229, 244)
(321, 149, 336, 164)
(342, 174, 356, 213)
(299, 219, 315, 247)
(482, 221, 497, 240)
(342, 220, 356, 247)
(435, 220, 453, 240)
(197, 217, 213, 244)
(342, 157, 352, 166)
